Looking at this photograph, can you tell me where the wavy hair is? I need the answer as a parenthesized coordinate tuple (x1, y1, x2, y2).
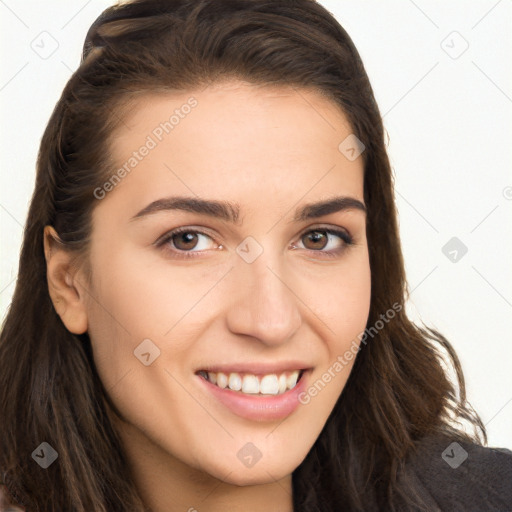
(0, 1, 486, 510)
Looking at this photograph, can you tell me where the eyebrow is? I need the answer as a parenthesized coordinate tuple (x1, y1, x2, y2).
(129, 195, 366, 224)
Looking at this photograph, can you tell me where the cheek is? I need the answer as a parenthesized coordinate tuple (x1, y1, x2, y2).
(306, 252, 372, 348)
(312, 259, 371, 384)
(82, 248, 166, 386)
(83, 245, 216, 393)
(85, 248, 182, 338)
(292, 263, 370, 437)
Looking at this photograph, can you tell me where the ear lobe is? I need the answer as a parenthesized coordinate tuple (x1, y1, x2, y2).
(43, 225, 88, 334)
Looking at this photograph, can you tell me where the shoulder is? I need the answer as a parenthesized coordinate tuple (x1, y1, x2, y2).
(402, 431, 512, 511)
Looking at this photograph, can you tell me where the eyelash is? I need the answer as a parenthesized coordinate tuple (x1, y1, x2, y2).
(155, 225, 354, 260)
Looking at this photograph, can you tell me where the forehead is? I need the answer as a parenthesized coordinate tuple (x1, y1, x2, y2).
(97, 81, 365, 221)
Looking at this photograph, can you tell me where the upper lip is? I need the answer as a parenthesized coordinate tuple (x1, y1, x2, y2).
(195, 361, 312, 375)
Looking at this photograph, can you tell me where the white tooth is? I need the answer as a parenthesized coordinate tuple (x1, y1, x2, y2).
(216, 372, 228, 389)
(228, 373, 242, 391)
(208, 372, 217, 385)
(260, 374, 279, 395)
(242, 374, 260, 394)
(278, 373, 287, 394)
(286, 370, 299, 389)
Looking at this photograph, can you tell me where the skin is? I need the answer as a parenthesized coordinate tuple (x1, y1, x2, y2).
(44, 80, 371, 512)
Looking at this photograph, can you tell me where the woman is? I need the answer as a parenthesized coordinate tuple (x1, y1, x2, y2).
(1, 0, 511, 510)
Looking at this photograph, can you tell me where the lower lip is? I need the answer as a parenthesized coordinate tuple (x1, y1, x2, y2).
(197, 371, 309, 422)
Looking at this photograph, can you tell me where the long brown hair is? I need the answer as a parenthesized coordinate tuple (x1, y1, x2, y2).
(0, 1, 486, 510)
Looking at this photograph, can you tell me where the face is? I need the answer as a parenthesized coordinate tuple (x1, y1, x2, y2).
(77, 81, 371, 486)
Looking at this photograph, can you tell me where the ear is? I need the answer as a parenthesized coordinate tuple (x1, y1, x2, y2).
(43, 225, 88, 334)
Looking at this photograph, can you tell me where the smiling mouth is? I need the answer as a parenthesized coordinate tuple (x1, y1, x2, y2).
(196, 369, 305, 396)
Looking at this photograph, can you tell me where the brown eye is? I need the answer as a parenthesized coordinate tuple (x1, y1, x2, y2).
(157, 228, 219, 257)
(173, 231, 200, 251)
(302, 230, 329, 250)
(293, 227, 354, 258)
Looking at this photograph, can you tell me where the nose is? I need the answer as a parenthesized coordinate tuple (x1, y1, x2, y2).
(225, 254, 302, 347)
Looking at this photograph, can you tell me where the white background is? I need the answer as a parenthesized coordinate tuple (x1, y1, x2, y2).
(1, 1, 511, 449)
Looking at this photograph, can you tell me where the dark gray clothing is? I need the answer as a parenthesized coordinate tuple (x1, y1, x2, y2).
(401, 433, 512, 511)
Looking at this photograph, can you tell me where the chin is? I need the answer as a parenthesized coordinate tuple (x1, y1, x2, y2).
(196, 448, 305, 487)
